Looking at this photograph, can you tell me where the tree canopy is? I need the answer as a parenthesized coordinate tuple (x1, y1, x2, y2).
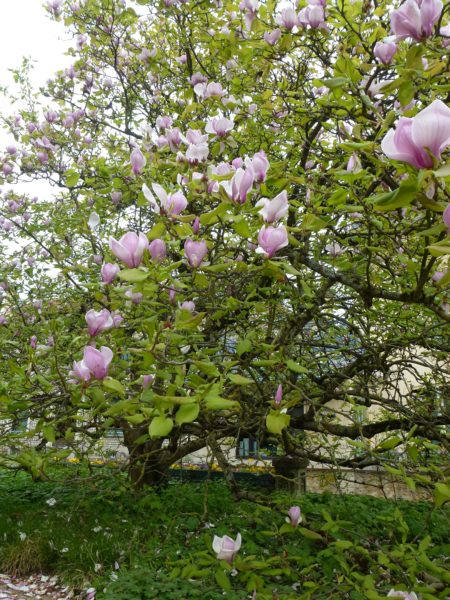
(0, 0, 449, 496)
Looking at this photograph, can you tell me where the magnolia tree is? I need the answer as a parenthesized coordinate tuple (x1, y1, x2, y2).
(0, 0, 449, 496)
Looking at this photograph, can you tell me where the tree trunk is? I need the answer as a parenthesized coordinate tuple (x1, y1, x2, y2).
(123, 427, 169, 489)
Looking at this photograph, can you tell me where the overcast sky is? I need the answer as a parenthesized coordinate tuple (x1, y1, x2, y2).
(0, 2, 70, 198)
(0, 1, 69, 92)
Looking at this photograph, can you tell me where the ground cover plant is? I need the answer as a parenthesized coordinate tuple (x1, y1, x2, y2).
(0, 0, 448, 496)
(0, 470, 449, 599)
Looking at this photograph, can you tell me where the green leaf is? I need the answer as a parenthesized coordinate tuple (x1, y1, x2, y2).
(286, 359, 308, 374)
(434, 162, 450, 178)
(376, 435, 402, 451)
(149, 416, 173, 438)
(175, 403, 200, 425)
(232, 218, 251, 238)
(103, 377, 125, 396)
(322, 77, 349, 89)
(147, 222, 166, 239)
(125, 414, 146, 425)
(215, 568, 231, 591)
(266, 410, 290, 434)
(237, 338, 252, 356)
(65, 170, 80, 187)
(434, 482, 450, 507)
(427, 244, 450, 257)
(372, 179, 418, 211)
(204, 395, 239, 410)
(398, 81, 415, 107)
(298, 527, 324, 541)
(300, 214, 328, 232)
(42, 425, 56, 443)
(118, 269, 149, 283)
(227, 373, 254, 385)
(174, 312, 204, 330)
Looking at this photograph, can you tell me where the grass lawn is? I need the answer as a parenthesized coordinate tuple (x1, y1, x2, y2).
(0, 467, 448, 599)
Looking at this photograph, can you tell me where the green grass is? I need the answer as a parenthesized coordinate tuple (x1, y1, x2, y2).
(0, 468, 449, 599)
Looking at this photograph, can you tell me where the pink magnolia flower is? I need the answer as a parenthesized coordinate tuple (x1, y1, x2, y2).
(180, 128, 209, 163)
(156, 115, 173, 130)
(325, 242, 343, 257)
(298, 4, 325, 28)
(346, 153, 362, 173)
(142, 374, 154, 389)
(274, 384, 283, 406)
(277, 6, 298, 29)
(229, 167, 254, 204)
(190, 72, 208, 86)
(180, 301, 196, 312)
(443, 204, 450, 228)
(112, 311, 123, 326)
(257, 225, 289, 258)
(432, 271, 445, 282)
(125, 290, 143, 304)
(184, 239, 208, 268)
(205, 117, 234, 137)
(240, 0, 259, 30)
(194, 82, 225, 99)
(30, 336, 38, 349)
(130, 147, 146, 175)
(101, 263, 120, 284)
(286, 506, 302, 527)
(212, 533, 242, 563)
(374, 40, 397, 64)
(387, 591, 418, 600)
(148, 238, 167, 262)
(381, 100, 450, 169)
(192, 217, 200, 234)
(246, 150, 269, 182)
(109, 232, 148, 268)
(0, 315, 7, 325)
(441, 24, 450, 47)
(143, 183, 188, 216)
(69, 359, 91, 384)
(256, 190, 289, 223)
(390, 0, 443, 41)
(81, 346, 113, 380)
(264, 29, 282, 45)
(85, 309, 114, 336)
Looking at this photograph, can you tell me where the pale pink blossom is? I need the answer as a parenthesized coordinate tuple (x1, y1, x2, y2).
(148, 238, 167, 262)
(286, 506, 302, 527)
(143, 183, 188, 216)
(256, 191, 289, 223)
(246, 150, 269, 182)
(184, 239, 208, 268)
(85, 309, 114, 336)
(130, 147, 146, 175)
(212, 533, 242, 563)
(257, 225, 289, 258)
(390, 0, 442, 41)
(109, 232, 148, 268)
(274, 384, 283, 406)
(81, 346, 113, 380)
(264, 29, 282, 45)
(381, 100, 450, 169)
(205, 117, 234, 137)
(277, 6, 298, 29)
(101, 263, 120, 284)
(374, 40, 397, 64)
(298, 4, 325, 28)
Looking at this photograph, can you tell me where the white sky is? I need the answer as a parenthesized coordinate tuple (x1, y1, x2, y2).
(0, 1, 69, 92)
(0, 1, 70, 197)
